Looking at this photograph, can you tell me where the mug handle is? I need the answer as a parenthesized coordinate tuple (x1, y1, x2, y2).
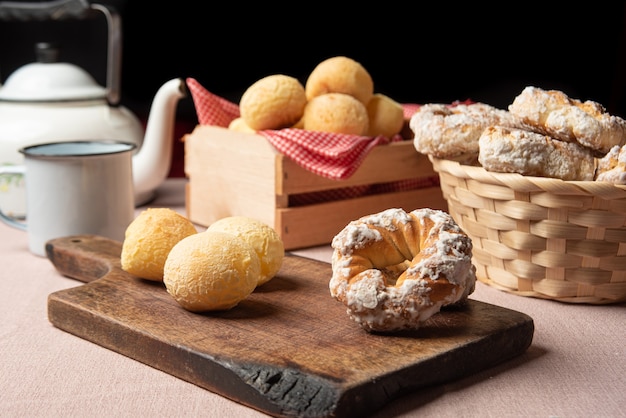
(0, 165, 27, 231)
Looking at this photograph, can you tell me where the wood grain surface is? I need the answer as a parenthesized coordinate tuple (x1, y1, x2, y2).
(45, 235, 534, 418)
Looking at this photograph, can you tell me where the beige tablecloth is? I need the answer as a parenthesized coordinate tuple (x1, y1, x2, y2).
(1, 178, 624, 418)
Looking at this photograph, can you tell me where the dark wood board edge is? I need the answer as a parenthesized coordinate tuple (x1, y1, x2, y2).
(48, 291, 534, 418)
(45, 234, 123, 283)
(47, 295, 294, 417)
(335, 317, 534, 418)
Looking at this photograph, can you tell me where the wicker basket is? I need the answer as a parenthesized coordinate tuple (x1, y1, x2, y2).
(429, 156, 626, 304)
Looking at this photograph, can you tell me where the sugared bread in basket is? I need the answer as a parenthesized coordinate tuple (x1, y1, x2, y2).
(411, 86, 626, 182)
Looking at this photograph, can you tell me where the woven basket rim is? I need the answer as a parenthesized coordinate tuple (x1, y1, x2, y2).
(429, 155, 626, 199)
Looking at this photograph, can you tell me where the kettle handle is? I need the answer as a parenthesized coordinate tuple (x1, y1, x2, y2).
(0, 0, 92, 21)
(0, 0, 122, 105)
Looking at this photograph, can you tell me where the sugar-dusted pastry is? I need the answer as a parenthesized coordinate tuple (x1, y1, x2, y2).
(508, 86, 626, 154)
(596, 144, 626, 183)
(329, 208, 476, 332)
(410, 102, 526, 160)
(478, 125, 596, 181)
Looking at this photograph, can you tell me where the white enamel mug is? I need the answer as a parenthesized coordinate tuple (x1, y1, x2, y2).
(0, 140, 136, 256)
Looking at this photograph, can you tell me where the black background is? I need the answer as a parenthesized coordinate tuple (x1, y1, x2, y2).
(2, 1, 626, 128)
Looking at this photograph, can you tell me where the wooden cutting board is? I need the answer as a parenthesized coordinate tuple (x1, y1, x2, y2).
(46, 235, 534, 418)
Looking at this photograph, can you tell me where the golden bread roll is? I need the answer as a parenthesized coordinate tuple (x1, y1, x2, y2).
(239, 74, 307, 130)
(303, 92, 369, 135)
(366, 93, 405, 138)
(228, 117, 256, 133)
(291, 117, 304, 129)
(121, 208, 198, 282)
(478, 125, 596, 181)
(163, 231, 260, 312)
(207, 216, 284, 286)
(305, 56, 374, 104)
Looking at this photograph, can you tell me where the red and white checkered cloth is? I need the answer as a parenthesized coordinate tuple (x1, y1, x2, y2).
(187, 77, 418, 180)
(258, 128, 397, 179)
(187, 78, 241, 127)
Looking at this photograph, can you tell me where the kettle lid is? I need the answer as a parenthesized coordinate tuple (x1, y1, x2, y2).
(0, 42, 106, 102)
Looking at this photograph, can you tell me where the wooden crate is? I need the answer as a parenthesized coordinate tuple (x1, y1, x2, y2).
(183, 125, 447, 250)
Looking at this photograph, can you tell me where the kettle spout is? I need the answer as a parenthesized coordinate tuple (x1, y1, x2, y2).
(132, 78, 187, 204)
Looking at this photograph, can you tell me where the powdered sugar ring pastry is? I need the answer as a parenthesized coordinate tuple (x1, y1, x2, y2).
(410, 102, 526, 160)
(508, 86, 626, 154)
(478, 125, 596, 181)
(329, 208, 476, 332)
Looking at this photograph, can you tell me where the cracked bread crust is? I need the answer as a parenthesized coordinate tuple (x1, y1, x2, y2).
(410, 102, 527, 160)
(508, 86, 626, 154)
(478, 125, 596, 181)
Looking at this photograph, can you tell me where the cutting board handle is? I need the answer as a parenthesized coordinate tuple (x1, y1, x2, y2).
(46, 234, 123, 283)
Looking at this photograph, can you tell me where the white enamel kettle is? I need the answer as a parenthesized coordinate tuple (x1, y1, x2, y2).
(0, 0, 187, 218)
